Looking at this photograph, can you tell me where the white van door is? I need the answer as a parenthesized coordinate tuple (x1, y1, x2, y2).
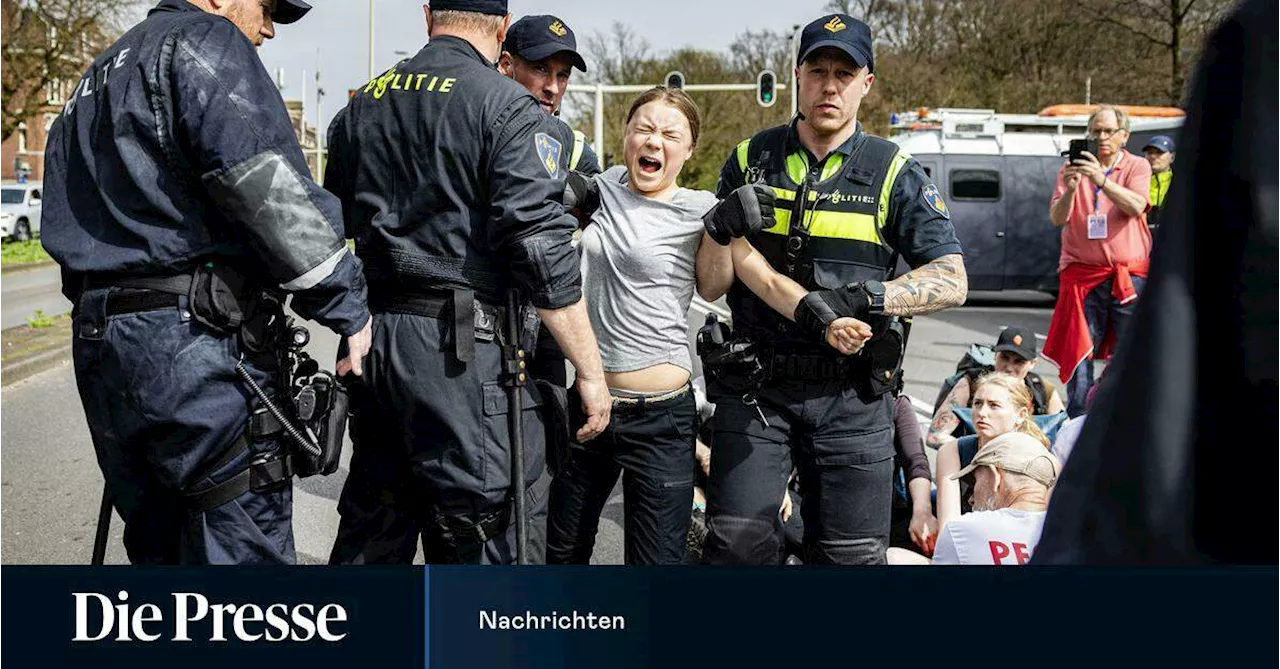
(943, 159, 1007, 291)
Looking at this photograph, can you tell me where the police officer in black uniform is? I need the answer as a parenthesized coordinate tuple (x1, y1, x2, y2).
(498, 13, 600, 405)
(698, 13, 968, 565)
(499, 14, 601, 178)
(324, 0, 611, 565)
(41, 0, 372, 565)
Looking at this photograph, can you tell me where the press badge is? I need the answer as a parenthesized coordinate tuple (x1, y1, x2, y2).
(1087, 214, 1108, 239)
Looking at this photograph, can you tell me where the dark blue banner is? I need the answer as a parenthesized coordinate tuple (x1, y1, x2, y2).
(3, 566, 1273, 668)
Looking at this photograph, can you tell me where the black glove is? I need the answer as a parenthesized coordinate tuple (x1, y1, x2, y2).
(793, 288, 872, 341)
(703, 184, 776, 245)
(563, 171, 600, 219)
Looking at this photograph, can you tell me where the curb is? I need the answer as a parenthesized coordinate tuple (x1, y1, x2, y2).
(0, 260, 56, 275)
(1, 340, 72, 386)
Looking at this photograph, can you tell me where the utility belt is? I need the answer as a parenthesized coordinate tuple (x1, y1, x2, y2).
(83, 261, 349, 511)
(374, 287, 534, 364)
(697, 313, 905, 399)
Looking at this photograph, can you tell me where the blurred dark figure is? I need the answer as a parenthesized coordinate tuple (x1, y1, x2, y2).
(1035, 0, 1277, 565)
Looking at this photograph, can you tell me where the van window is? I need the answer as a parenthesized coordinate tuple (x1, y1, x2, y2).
(950, 169, 1000, 201)
(1, 189, 24, 204)
(921, 166, 933, 178)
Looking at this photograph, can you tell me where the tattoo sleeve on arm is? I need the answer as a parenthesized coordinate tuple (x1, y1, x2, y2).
(884, 253, 968, 317)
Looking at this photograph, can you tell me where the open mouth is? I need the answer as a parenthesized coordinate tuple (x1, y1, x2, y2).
(637, 156, 663, 174)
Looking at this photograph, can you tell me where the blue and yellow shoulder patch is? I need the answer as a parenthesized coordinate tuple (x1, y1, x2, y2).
(922, 184, 950, 218)
(535, 133, 562, 179)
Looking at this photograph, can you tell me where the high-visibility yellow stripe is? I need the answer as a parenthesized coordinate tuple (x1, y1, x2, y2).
(736, 139, 751, 173)
(820, 153, 845, 181)
(770, 186, 822, 202)
(764, 209, 882, 244)
(877, 149, 911, 228)
(786, 152, 808, 184)
(570, 130, 586, 171)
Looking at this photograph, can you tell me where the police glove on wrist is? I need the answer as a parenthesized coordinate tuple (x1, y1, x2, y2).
(563, 171, 600, 219)
(793, 288, 871, 340)
(703, 184, 776, 245)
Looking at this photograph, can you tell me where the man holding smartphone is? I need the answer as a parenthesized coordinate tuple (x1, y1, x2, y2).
(1044, 105, 1153, 417)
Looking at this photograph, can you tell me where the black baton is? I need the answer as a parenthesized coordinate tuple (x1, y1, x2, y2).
(504, 293, 529, 564)
(92, 484, 112, 565)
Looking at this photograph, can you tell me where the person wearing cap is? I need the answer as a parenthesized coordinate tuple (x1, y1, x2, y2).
(323, 0, 610, 565)
(889, 432, 1059, 565)
(39, 0, 371, 564)
(927, 326, 1064, 447)
(1143, 135, 1175, 236)
(1045, 105, 1153, 418)
(694, 13, 967, 566)
(499, 15, 600, 178)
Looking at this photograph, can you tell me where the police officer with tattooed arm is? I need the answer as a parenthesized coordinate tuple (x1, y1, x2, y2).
(324, 0, 610, 565)
(694, 13, 968, 565)
(41, 0, 372, 565)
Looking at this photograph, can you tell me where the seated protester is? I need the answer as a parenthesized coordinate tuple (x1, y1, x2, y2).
(927, 326, 1065, 447)
(887, 432, 1060, 565)
(547, 87, 867, 566)
(891, 392, 938, 555)
(934, 373, 1051, 524)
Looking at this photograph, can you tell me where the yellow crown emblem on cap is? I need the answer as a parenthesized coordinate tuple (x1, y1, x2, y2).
(549, 20, 568, 37)
(824, 16, 846, 33)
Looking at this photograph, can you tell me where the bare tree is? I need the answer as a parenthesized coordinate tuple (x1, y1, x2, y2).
(1091, 0, 1232, 101)
(2, 0, 139, 139)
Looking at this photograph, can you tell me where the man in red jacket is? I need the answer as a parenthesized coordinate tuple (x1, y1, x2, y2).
(1044, 105, 1152, 417)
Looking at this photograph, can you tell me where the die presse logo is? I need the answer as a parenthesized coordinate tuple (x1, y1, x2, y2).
(72, 590, 349, 643)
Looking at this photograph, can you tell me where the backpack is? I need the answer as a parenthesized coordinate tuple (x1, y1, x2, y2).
(932, 343, 1051, 415)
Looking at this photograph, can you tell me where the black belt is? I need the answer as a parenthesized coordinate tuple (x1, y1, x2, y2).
(105, 289, 181, 316)
(768, 351, 857, 380)
(373, 289, 502, 363)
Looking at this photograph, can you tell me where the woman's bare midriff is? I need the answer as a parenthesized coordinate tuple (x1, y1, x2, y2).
(605, 363, 690, 393)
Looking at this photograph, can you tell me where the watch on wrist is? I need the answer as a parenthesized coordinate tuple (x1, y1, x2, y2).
(860, 280, 886, 317)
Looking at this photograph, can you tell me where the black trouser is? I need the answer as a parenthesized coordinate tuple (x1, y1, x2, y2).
(546, 386, 697, 565)
(703, 376, 894, 565)
(329, 310, 550, 565)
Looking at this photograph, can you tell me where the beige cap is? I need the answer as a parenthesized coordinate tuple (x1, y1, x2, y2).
(951, 432, 1062, 488)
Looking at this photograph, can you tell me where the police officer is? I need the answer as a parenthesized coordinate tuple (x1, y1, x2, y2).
(324, 0, 611, 565)
(498, 14, 599, 402)
(41, 0, 372, 565)
(698, 13, 968, 565)
(498, 14, 601, 177)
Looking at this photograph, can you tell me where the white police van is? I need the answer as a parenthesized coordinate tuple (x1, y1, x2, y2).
(1, 182, 44, 242)
(888, 106, 1183, 292)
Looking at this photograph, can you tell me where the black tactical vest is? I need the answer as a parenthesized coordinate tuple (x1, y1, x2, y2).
(728, 126, 912, 346)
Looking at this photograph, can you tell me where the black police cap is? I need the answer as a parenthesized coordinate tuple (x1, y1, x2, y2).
(504, 15, 587, 72)
(430, 0, 510, 16)
(798, 13, 874, 73)
(271, 0, 312, 25)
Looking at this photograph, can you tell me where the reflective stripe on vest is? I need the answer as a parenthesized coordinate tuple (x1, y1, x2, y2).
(570, 130, 586, 171)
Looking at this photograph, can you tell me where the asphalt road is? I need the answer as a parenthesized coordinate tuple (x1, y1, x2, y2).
(1, 291, 1056, 565)
(1, 264, 72, 330)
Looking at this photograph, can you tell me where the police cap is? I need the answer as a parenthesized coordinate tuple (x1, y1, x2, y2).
(430, 0, 510, 16)
(798, 13, 874, 73)
(271, 0, 312, 25)
(504, 15, 587, 72)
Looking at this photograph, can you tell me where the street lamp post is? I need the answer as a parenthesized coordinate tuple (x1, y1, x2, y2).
(367, 0, 375, 81)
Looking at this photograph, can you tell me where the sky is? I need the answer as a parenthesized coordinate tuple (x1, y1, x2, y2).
(251, 0, 833, 134)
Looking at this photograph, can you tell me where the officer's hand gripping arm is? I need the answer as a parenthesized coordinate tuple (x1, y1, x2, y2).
(171, 21, 370, 339)
(702, 184, 776, 246)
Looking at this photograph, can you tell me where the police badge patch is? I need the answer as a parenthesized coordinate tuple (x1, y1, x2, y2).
(922, 184, 950, 218)
(535, 133, 562, 179)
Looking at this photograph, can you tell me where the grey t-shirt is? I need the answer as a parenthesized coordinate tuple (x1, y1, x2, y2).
(580, 166, 718, 374)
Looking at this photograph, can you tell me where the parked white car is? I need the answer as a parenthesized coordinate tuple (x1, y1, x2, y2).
(1, 183, 43, 242)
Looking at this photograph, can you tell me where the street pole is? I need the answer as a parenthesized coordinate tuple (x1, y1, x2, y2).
(790, 24, 801, 117)
(367, 0, 375, 81)
(593, 84, 604, 165)
(316, 54, 325, 179)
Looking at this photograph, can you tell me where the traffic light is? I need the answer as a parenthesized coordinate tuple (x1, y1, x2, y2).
(665, 71, 685, 90)
(756, 70, 777, 108)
